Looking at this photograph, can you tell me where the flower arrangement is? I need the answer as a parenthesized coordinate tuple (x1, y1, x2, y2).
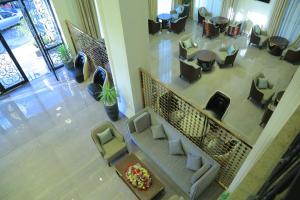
(125, 163, 152, 190)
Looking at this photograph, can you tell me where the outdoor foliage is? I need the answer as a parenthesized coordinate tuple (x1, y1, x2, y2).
(57, 45, 71, 62)
(218, 192, 230, 200)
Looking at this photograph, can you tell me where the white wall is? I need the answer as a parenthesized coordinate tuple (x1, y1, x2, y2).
(50, 0, 85, 55)
(228, 66, 300, 192)
(234, 0, 276, 33)
(96, 0, 149, 117)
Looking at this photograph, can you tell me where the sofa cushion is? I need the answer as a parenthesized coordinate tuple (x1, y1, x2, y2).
(97, 128, 113, 145)
(133, 112, 151, 133)
(257, 77, 268, 89)
(183, 39, 193, 49)
(151, 124, 166, 139)
(227, 45, 235, 55)
(191, 162, 211, 184)
(169, 139, 185, 155)
(186, 153, 202, 171)
(102, 138, 126, 159)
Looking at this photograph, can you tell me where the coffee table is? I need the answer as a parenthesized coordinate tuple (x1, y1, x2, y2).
(157, 13, 172, 29)
(197, 50, 216, 72)
(210, 16, 229, 32)
(115, 154, 164, 200)
(268, 36, 289, 56)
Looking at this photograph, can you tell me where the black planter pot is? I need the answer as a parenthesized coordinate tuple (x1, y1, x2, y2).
(104, 103, 119, 121)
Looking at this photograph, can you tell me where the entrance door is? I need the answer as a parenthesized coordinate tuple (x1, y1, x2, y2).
(0, 33, 28, 94)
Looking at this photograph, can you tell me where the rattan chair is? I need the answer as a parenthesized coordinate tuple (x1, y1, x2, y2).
(179, 59, 201, 83)
(202, 20, 219, 39)
(148, 19, 161, 34)
(249, 25, 269, 48)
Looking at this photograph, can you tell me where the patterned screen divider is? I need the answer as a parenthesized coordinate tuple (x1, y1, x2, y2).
(66, 20, 110, 72)
(140, 68, 252, 188)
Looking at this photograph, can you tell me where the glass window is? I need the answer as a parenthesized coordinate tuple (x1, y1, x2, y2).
(157, 0, 172, 15)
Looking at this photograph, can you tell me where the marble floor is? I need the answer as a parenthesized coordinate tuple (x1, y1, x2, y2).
(148, 19, 298, 146)
(0, 69, 223, 200)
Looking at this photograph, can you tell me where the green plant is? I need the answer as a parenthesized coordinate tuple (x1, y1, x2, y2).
(57, 45, 71, 63)
(218, 192, 230, 200)
(99, 83, 117, 106)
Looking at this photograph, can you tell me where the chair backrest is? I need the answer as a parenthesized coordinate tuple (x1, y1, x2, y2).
(179, 35, 192, 49)
(171, 16, 187, 33)
(198, 7, 208, 16)
(203, 20, 218, 36)
(74, 52, 87, 70)
(93, 66, 107, 85)
(206, 91, 230, 120)
(225, 49, 239, 65)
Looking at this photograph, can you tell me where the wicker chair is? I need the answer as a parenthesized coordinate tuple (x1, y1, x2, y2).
(215, 46, 239, 68)
(202, 20, 219, 39)
(179, 59, 201, 83)
(249, 25, 269, 48)
(281, 36, 300, 64)
(148, 19, 160, 34)
(87, 66, 108, 101)
(170, 16, 188, 34)
(226, 22, 242, 37)
(247, 73, 275, 108)
(91, 121, 128, 166)
(198, 7, 212, 25)
(179, 35, 200, 59)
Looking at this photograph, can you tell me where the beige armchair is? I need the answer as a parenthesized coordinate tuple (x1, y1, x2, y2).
(281, 36, 300, 64)
(179, 35, 200, 59)
(249, 25, 269, 48)
(247, 73, 275, 108)
(91, 121, 128, 166)
(215, 45, 239, 68)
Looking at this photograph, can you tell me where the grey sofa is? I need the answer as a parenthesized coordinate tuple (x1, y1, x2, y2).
(127, 108, 220, 200)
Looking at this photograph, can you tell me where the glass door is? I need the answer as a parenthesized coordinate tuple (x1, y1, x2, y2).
(20, 0, 64, 69)
(0, 33, 28, 94)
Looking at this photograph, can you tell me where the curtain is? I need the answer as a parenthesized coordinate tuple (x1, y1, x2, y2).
(172, 0, 182, 9)
(200, 0, 223, 17)
(221, 0, 239, 20)
(77, 0, 101, 39)
(268, 0, 289, 36)
(148, 0, 158, 20)
(278, 0, 300, 43)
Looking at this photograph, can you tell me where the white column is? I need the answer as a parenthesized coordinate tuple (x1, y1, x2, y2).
(95, 0, 150, 117)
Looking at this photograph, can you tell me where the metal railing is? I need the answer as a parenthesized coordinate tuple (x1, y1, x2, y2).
(140, 68, 252, 188)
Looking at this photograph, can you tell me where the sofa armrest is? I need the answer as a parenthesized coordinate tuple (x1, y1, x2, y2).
(91, 132, 105, 156)
(190, 164, 220, 200)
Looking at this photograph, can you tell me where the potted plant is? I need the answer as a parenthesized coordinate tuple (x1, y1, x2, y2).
(57, 45, 73, 70)
(99, 83, 119, 121)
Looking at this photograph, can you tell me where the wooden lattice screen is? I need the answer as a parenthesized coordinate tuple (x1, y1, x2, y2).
(140, 68, 252, 188)
(66, 20, 110, 71)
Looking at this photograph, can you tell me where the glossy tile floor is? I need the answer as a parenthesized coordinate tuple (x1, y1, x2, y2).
(0, 69, 223, 200)
(148, 20, 298, 146)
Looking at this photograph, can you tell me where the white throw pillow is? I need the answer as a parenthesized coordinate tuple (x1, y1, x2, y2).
(97, 128, 113, 145)
(169, 139, 185, 155)
(151, 124, 166, 139)
(257, 78, 268, 89)
(186, 153, 202, 171)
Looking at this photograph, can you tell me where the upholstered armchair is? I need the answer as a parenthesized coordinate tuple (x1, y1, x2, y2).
(170, 4, 185, 20)
(198, 7, 212, 25)
(91, 121, 128, 166)
(202, 20, 219, 39)
(179, 59, 201, 83)
(170, 16, 187, 34)
(249, 25, 269, 48)
(179, 36, 200, 59)
(148, 19, 161, 34)
(74, 52, 88, 83)
(281, 36, 300, 64)
(87, 66, 108, 101)
(247, 73, 275, 108)
(215, 45, 239, 67)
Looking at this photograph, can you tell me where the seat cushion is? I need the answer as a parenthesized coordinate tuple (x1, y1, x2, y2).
(187, 47, 200, 59)
(183, 39, 193, 49)
(259, 35, 269, 46)
(261, 89, 274, 104)
(133, 112, 151, 133)
(257, 78, 268, 89)
(217, 51, 228, 62)
(169, 139, 185, 155)
(186, 153, 202, 171)
(102, 138, 126, 160)
(151, 124, 166, 139)
(97, 128, 113, 145)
